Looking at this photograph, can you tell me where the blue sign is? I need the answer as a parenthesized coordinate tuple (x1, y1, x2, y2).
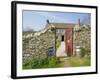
(47, 47, 54, 57)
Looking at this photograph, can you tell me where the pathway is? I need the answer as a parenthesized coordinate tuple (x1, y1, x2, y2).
(56, 41, 67, 57)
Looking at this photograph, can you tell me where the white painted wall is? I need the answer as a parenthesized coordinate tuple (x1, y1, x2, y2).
(0, 0, 99, 80)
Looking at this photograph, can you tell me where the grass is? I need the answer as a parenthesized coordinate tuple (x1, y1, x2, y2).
(23, 56, 61, 69)
(23, 55, 91, 69)
(69, 56, 91, 67)
(58, 56, 91, 67)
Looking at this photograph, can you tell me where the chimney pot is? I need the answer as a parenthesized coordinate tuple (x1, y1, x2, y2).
(78, 19, 80, 26)
(47, 20, 49, 24)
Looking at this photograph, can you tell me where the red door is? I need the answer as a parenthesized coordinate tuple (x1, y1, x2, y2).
(65, 28, 73, 56)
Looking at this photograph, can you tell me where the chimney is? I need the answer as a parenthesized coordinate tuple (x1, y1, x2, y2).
(78, 19, 80, 27)
(47, 19, 50, 24)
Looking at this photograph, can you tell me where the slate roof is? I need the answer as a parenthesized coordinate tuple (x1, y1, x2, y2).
(50, 23, 77, 29)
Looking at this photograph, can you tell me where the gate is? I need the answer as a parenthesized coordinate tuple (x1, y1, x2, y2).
(65, 28, 73, 56)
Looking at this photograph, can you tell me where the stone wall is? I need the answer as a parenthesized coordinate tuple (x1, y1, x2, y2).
(73, 25, 91, 55)
(23, 24, 91, 62)
(23, 28, 55, 63)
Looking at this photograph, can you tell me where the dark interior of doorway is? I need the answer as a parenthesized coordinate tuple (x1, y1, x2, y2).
(62, 35, 64, 41)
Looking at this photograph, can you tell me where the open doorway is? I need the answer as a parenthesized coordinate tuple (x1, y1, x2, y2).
(62, 35, 64, 41)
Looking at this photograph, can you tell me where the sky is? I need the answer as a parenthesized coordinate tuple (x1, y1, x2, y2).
(23, 10, 91, 31)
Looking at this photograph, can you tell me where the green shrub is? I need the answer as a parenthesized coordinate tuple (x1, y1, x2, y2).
(23, 56, 60, 69)
(80, 47, 90, 57)
(80, 47, 86, 57)
(48, 57, 59, 67)
(31, 59, 39, 68)
(40, 58, 49, 65)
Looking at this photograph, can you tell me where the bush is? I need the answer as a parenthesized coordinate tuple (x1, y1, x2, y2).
(40, 58, 49, 65)
(48, 57, 58, 67)
(31, 59, 39, 68)
(80, 47, 86, 57)
(80, 47, 90, 57)
(23, 56, 60, 69)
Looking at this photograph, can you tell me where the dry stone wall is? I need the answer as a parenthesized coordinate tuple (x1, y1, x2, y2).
(23, 29, 55, 63)
(73, 26, 91, 55)
(23, 24, 91, 62)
